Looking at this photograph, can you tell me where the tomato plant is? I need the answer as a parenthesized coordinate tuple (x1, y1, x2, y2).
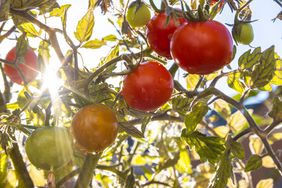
(121, 61, 174, 111)
(126, 1, 151, 28)
(232, 22, 254, 45)
(71, 104, 118, 153)
(170, 20, 233, 74)
(25, 127, 73, 170)
(146, 12, 186, 59)
(0, 0, 282, 187)
(4, 47, 38, 85)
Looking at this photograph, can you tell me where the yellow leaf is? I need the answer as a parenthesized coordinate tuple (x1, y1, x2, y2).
(28, 165, 46, 187)
(256, 178, 273, 188)
(213, 126, 230, 138)
(262, 156, 276, 168)
(249, 135, 264, 155)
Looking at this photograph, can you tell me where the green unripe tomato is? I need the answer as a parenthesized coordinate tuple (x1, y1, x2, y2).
(232, 22, 254, 45)
(25, 127, 73, 170)
(126, 1, 151, 28)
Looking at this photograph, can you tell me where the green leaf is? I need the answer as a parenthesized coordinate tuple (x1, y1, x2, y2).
(271, 53, 282, 85)
(209, 150, 232, 188)
(16, 34, 28, 59)
(74, 8, 95, 43)
(39, 1, 58, 13)
(250, 46, 276, 88)
(239, 47, 261, 70)
(185, 101, 208, 134)
(119, 123, 144, 138)
(38, 40, 50, 62)
(245, 154, 262, 172)
(227, 71, 245, 93)
(230, 140, 245, 159)
(171, 95, 192, 116)
(12, 14, 40, 37)
(82, 39, 106, 49)
(186, 74, 201, 91)
(11, 0, 52, 10)
(103, 34, 117, 42)
(49, 4, 71, 17)
(0, 0, 10, 22)
(88, 0, 97, 9)
(239, 46, 276, 88)
(100, 45, 119, 66)
(19, 22, 40, 37)
(268, 97, 282, 122)
(182, 130, 225, 164)
(175, 149, 192, 174)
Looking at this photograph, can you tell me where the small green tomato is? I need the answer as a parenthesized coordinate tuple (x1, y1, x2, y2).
(25, 127, 73, 170)
(126, 1, 151, 28)
(232, 22, 254, 45)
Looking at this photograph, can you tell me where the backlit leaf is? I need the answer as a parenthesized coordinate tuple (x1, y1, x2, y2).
(209, 150, 232, 188)
(256, 179, 273, 188)
(245, 155, 262, 172)
(74, 8, 95, 43)
(185, 101, 208, 134)
(182, 130, 225, 164)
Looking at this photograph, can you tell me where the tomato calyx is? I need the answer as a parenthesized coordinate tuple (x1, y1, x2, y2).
(232, 9, 255, 45)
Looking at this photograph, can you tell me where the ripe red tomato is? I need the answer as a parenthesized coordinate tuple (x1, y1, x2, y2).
(147, 12, 186, 59)
(71, 104, 118, 153)
(170, 20, 233, 74)
(121, 61, 174, 112)
(4, 47, 38, 85)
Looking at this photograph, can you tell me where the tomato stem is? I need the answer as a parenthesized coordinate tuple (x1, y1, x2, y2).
(74, 152, 102, 188)
(168, 63, 178, 77)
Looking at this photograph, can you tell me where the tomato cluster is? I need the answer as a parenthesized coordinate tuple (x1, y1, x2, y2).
(4, 47, 39, 85)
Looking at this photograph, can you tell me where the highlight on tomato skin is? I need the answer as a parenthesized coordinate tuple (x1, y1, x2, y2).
(170, 20, 233, 75)
(146, 12, 187, 59)
(121, 61, 174, 112)
(4, 47, 39, 85)
(71, 104, 118, 153)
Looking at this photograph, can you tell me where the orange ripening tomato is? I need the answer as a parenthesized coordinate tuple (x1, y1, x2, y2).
(71, 104, 118, 153)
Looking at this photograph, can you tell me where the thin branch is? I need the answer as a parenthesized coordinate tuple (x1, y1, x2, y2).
(0, 26, 16, 42)
(10, 9, 65, 62)
(274, 0, 282, 8)
(74, 153, 102, 188)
